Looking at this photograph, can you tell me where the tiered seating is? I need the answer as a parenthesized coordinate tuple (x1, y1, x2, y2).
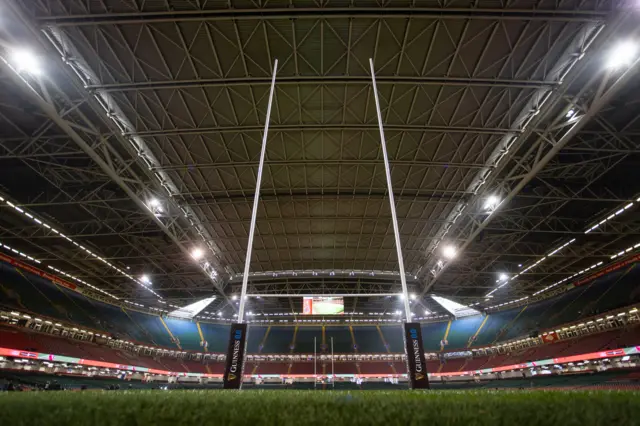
(199, 322, 229, 352)
(392, 362, 407, 373)
(500, 264, 640, 341)
(332, 362, 358, 374)
(352, 326, 386, 353)
(253, 362, 290, 375)
(440, 358, 467, 373)
(262, 327, 294, 353)
(446, 315, 484, 349)
(0, 263, 69, 320)
(462, 356, 492, 371)
(289, 363, 314, 375)
(420, 321, 449, 351)
(163, 318, 201, 351)
(474, 309, 522, 346)
(126, 311, 176, 349)
(2, 257, 640, 360)
(325, 326, 353, 353)
(294, 326, 322, 353)
(359, 362, 394, 375)
(246, 326, 268, 353)
(379, 325, 404, 352)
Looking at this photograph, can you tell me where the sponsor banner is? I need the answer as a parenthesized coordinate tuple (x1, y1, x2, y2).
(0, 253, 76, 291)
(403, 322, 430, 389)
(554, 349, 625, 364)
(574, 254, 639, 287)
(223, 323, 248, 389)
(0, 343, 637, 381)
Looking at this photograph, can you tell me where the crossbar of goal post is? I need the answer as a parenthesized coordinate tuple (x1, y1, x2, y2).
(369, 58, 429, 390)
(222, 59, 278, 390)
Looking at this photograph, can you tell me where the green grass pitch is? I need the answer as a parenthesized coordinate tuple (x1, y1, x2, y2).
(1, 390, 639, 425)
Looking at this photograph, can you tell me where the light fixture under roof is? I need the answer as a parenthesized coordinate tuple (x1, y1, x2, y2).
(10, 48, 41, 75)
(141, 275, 151, 285)
(442, 245, 457, 260)
(499, 273, 508, 281)
(484, 195, 500, 211)
(606, 40, 638, 69)
(191, 248, 204, 260)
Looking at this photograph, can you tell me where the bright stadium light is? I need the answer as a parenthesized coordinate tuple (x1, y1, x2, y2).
(191, 248, 204, 260)
(410, 293, 416, 300)
(231, 295, 238, 301)
(499, 273, 508, 281)
(484, 195, 500, 211)
(442, 245, 457, 260)
(395, 310, 401, 315)
(149, 198, 160, 207)
(10, 49, 41, 75)
(141, 275, 151, 285)
(606, 40, 638, 69)
(424, 309, 431, 315)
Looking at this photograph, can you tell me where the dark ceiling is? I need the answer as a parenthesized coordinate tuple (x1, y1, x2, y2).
(0, 0, 638, 319)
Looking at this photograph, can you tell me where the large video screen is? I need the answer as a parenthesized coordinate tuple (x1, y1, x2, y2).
(302, 297, 344, 315)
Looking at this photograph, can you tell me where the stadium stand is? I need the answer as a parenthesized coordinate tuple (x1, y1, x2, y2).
(379, 325, 404, 353)
(293, 326, 322, 353)
(2, 258, 640, 375)
(446, 315, 485, 349)
(325, 326, 354, 353)
(261, 327, 295, 353)
(198, 322, 231, 353)
(352, 326, 386, 353)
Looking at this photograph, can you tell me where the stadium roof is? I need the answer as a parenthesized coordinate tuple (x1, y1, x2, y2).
(0, 1, 638, 318)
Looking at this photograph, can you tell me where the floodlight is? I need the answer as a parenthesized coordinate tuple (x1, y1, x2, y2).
(499, 273, 508, 281)
(484, 195, 500, 211)
(10, 49, 41, 75)
(442, 245, 457, 260)
(149, 198, 160, 207)
(191, 248, 204, 260)
(606, 40, 638, 69)
(141, 275, 151, 285)
(231, 295, 238, 301)
(410, 293, 416, 300)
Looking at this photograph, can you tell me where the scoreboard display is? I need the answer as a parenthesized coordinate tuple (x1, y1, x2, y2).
(302, 297, 344, 315)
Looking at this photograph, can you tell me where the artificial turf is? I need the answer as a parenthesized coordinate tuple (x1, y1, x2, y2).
(1, 390, 639, 425)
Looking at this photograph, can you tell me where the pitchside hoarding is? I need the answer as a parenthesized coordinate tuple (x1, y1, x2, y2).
(223, 323, 248, 389)
(403, 322, 430, 389)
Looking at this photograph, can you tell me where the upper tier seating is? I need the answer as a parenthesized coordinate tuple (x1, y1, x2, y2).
(2, 321, 639, 376)
(1, 258, 639, 354)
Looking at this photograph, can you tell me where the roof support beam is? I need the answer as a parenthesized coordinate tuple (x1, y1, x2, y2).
(87, 76, 554, 92)
(421, 18, 640, 295)
(126, 123, 514, 138)
(37, 7, 609, 27)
